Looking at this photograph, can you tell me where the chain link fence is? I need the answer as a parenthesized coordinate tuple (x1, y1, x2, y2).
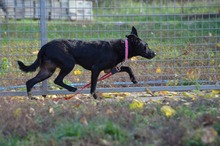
(0, 0, 219, 96)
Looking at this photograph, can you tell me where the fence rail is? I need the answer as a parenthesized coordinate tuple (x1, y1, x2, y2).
(0, 0, 220, 97)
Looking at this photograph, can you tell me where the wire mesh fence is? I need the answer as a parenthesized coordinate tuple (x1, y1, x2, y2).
(0, 0, 220, 96)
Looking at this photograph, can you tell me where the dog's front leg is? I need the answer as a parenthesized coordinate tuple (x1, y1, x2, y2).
(118, 66, 138, 84)
(90, 66, 101, 99)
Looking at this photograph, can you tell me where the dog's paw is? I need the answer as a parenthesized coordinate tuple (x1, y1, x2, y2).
(27, 92, 33, 99)
(70, 87, 77, 92)
(92, 92, 98, 99)
(131, 77, 138, 84)
(133, 80, 138, 84)
(27, 93, 40, 100)
(30, 96, 39, 100)
(42, 95, 47, 98)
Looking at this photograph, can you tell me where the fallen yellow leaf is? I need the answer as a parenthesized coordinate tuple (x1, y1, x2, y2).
(11, 96, 26, 101)
(115, 96, 125, 100)
(156, 67, 161, 74)
(182, 92, 196, 100)
(32, 50, 39, 55)
(102, 92, 131, 98)
(106, 109, 114, 115)
(14, 108, 22, 117)
(161, 105, 176, 117)
(146, 87, 154, 96)
(131, 57, 138, 61)
(49, 107, 55, 116)
(80, 116, 88, 126)
(183, 102, 192, 106)
(204, 93, 216, 98)
(202, 127, 218, 144)
(30, 107, 36, 116)
(212, 90, 220, 94)
(155, 91, 169, 96)
(119, 92, 131, 97)
(74, 69, 82, 75)
(102, 93, 114, 98)
(129, 99, 144, 110)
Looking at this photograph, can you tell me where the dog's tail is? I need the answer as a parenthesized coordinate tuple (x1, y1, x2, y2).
(17, 59, 39, 73)
(17, 46, 46, 73)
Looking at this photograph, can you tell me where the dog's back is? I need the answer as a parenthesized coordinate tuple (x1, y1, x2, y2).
(43, 39, 123, 71)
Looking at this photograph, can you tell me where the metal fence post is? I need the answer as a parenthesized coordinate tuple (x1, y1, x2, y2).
(40, 0, 47, 96)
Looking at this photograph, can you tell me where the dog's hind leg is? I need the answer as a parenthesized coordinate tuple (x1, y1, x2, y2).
(90, 65, 102, 99)
(54, 64, 77, 92)
(26, 61, 56, 99)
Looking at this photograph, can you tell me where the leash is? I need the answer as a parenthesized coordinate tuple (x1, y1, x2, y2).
(52, 67, 121, 101)
(52, 39, 129, 101)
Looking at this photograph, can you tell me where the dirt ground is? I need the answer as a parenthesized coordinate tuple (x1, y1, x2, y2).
(0, 90, 220, 146)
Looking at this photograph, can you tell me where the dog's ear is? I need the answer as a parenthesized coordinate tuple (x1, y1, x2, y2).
(125, 34, 141, 45)
(131, 26, 138, 36)
(126, 34, 139, 41)
(126, 34, 134, 40)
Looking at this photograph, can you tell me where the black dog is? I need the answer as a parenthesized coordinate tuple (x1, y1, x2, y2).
(17, 26, 156, 99)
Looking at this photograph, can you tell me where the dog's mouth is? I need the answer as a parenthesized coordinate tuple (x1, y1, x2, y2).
(150, 52, 156, 59)
(141, 52, 156, 59)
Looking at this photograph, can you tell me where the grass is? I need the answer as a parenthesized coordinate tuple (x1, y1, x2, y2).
(93, 0, 219, 21)
(0, 0, 219, 89)
(0, 92, 220, 145)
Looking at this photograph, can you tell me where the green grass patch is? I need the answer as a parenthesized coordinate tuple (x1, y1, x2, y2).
(0, 94, 220, 145)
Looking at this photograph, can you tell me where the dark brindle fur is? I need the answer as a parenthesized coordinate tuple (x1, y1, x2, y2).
(17, 26, 156, 99)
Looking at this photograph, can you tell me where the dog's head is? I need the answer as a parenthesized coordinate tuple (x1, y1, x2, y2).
(126, 26, 156, 59)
